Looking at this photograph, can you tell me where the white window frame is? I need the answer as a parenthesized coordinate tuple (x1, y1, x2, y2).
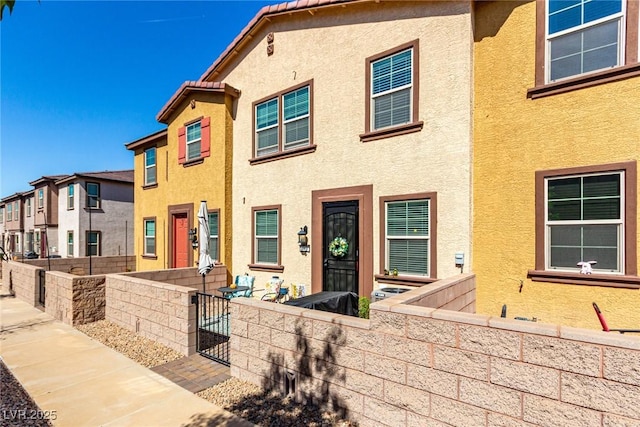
(0, 207, 4, 223)
(14, 201, 19, 220)
(254, 82, 312, 158)
(545, 0, 626, 83)
(37, 189, 44, 209)
(385, 199, 430, 277)
(68, 184, 75, 210)
(86, 182, 100, 209)
(254, 208, 279, 265)
(67, 231, 74, 257)
(26, 198, 32, 217)
(208, 211, 219, 262)
(7, 204, 12, 221)
(544, 171, 624, 274)
(370, 47, 414, 131)
(186, 122, 201, 161)
(143, 219, 156, 256)
(144, 147, 157, 186)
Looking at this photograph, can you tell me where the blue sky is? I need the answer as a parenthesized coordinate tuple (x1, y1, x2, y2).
(1, 0, 273, 197)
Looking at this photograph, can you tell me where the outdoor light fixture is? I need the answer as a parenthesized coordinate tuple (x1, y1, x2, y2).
(189, 228, 198, 249)
(297, 226, 310, 253)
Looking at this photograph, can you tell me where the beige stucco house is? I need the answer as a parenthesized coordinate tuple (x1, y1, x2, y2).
(161, 0, 474, 298)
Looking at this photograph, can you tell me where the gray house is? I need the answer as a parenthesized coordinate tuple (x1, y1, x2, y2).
(55, 171, 134, 258)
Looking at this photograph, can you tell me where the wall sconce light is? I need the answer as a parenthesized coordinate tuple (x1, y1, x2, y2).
(189, 228, 198, 249)
(297, 226, 310, 253)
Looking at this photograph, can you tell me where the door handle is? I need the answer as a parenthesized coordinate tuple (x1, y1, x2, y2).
(323, 259, 329, 267)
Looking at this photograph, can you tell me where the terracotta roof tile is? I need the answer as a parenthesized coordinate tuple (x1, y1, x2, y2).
(197, 0, 356, 82)
(156, 81, 240, 123)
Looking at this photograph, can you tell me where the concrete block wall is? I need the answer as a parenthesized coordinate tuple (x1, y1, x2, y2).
(44, 271, 106, 325)
(124, 265, 227, 292)
(230, 274, 640, 427)
(1, 260, 42, 306)
(105, 274, 201, 355)
(23, 255, 136, 275)
(404, 274, 476, 312)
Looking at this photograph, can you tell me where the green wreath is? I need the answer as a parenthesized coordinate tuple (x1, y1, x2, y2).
(329, 236, 349, 257)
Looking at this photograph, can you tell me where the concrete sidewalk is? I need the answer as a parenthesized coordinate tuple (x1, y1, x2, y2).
(0, 296, 253, 427)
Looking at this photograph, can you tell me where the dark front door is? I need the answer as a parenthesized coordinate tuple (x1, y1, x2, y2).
(323, 201, 359, 294)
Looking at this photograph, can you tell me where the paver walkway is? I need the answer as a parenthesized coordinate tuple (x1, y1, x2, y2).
(151, 354, 231, 393)
(0, 295, 254, 427)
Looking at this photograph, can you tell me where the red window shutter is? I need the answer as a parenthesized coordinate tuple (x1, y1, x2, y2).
(201, 117, 211, 158)
(178, 126, 186, 164)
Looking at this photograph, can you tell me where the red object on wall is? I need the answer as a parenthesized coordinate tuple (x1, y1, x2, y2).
(201, 117, 211, 158)
(178, 126, 186, 164)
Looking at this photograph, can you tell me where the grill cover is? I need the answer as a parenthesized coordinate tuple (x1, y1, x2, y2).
(284, 291, 359, 316)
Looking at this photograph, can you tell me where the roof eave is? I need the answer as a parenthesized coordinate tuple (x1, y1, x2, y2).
(156, 82, 240, 124)
(125, 129, 168, 151)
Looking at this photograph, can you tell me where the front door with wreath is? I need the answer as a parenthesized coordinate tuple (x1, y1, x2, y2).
(322, 200, 359, 294)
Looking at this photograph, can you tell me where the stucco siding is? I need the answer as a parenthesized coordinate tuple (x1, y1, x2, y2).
(133, 92, 233, 274)
(221, 2, 474, 290)
(473, 1, 640, 328)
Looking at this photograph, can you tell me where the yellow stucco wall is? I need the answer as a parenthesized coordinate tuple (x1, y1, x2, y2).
(132, 91, 233, 276)
(473, 1, 640, 329)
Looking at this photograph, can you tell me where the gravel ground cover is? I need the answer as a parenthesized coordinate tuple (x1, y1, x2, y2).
(0, 359, 53, 427)
(76, 320, 356, 426)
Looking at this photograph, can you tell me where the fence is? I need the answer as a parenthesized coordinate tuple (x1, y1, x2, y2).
(229, 274, 640, 427)
(194, 292, 231, 365)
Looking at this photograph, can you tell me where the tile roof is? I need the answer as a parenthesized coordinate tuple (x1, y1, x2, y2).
(198, 0, 358, 82)
(28, 174, 70, 186)
(125, 128, 167, 151)
(55, 170, 134, 185)
(157, 0, 362, 124)
(156, 81, 240, 124)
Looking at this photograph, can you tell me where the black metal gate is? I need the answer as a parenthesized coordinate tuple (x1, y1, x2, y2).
(193, 292, 230, 366)
(323, 200, 359, 294)
(38, 270, 46, 306)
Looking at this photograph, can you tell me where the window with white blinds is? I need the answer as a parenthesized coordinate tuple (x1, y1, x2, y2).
(186, 122, 201, 161)
(208, 211, 219, 261)
(254, 83, 311, 158)
(144, 219, 156, 255)
(546, 172, 623, 272)
(255, 209, 279, 264)
(371, 48, 413, 130)
(386, 199, 430, 276)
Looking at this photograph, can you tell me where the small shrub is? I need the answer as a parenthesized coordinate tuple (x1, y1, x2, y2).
(359, 296, 370, 319)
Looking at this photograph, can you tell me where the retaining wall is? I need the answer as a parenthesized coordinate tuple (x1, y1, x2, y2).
(1, 260, 42, 306)
(124, 266, 226, 293)
(23, 255, 135, 275)
(44, 271, 106, 325)
(104, 265, 227, 355)
(230, 274, 640, 427)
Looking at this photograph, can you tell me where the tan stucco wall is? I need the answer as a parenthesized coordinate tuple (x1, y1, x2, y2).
(218, 2, 474, 292)
(473, 1, 640, 328)
(132, 92, 233, 276)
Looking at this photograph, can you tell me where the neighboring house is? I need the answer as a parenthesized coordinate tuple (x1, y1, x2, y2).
(0, 201, 5, 250)
(29, 175, 68, 258)
(126, 80, 237, 273)
(22, 190, 35, 254)
(152, 0, 474, 297)
(473, 0, 639, 328)
(55, 171, 135, 258)
(0, 193, 25, 256)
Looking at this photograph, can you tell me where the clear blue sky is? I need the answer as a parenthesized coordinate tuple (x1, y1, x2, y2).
(1, 0, 273, 198)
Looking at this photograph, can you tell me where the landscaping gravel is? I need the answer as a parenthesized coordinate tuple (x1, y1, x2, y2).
(75, 320, 184, 368)
(75, 320, 356, 426)
(0, 359, 53, 427)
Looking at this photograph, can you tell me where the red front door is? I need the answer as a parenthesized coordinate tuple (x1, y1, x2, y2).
(173, 213, 189, 268)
